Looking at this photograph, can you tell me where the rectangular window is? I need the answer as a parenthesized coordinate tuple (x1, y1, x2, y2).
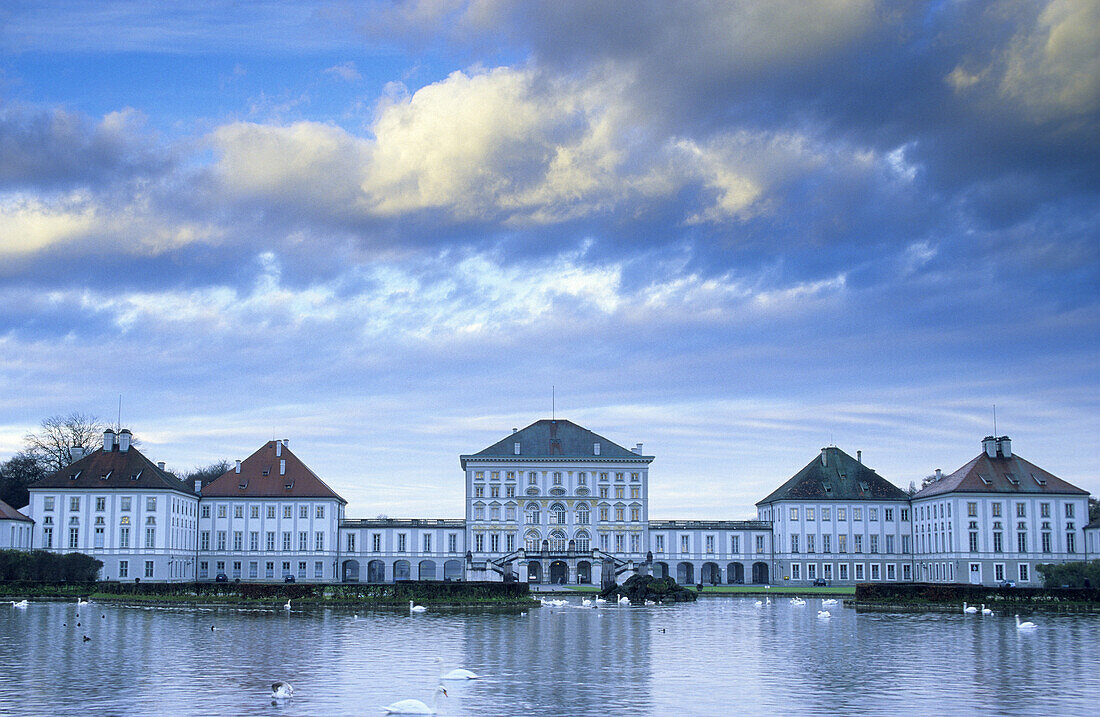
(807, 563, 817, 579)
(1016, 503, 1026, 518)
(884, 508, 893, 521)
(423, 533, 432, 553)
(821, 508, 831, 521)
(119, 561, 129, 578)
(853, 508, 862, 521)
(283, 506, 292, 519)
(267, 532, 275, 551)
(121, 527, 131, 549)
(316, 506, 324, 518)
(249, 531, 259, 551)
(372, 533, 381, 552)
(283, 532, 292, 551)
(44, 497, 55, 511)
(969, 532, 978, 552)
(314, 561, 323, 578)
(218, 505, 227, 518)
(248, 561, 258, 578)
(730, 535, 740, 553)
(823, 563, 832, 580)
(993, 532, 1003, 552)
(1065, 503, 1075, 518)
(1067, 532, 1076, 553)
(315, 532, 324, 551)
(145, 527, 156, 548)
(869, 508, 878, 521)
(630, 507, 640, 522)
(791, 563, 801, 580)
(299, 532, 308, 551)
(855, 563, 864, 580)
(200, 504, 209, 518)
(680, 535, 690, 553)
(807, 534, 815, 553)
(615, 534, 624, 552)
(994, 563, 1005, 582)
(854, 535, 863, 553)
(474, 534, 484, 552)
(250, 505, 259, 519)
(823, 535, 831, 553)
(297, 561, 306, 578)
(885, 535, 895, 553)
(93, 526, 104, 548)
(991, 503, 1002, 518)
(755, 535, 765, 553)
(1042, 533, 1051, 553)
(886, 564, 896, 580)
(1017, 532, 1027, 553)
(790, 508, 799, 520)
(807, 508, 815, 521)
(398, 533, 407, 552)
(1019, 563, 1029, 582)
(69, 527, 79, 548)
(505, 486, 515, 498)
(902, 564, 912, 581)
(95, 497, 106, 512)
(870, 564, 880, 580)
(267, 505, 276, 519)
(506, 534, 515, 551)
(234, 505, 242, 518)
(143, 560, 154, 579)
(839, 563, 849, 581)
(902, 535, 911, 554)
(900, 508, 909, 521)
(837, 508, 846, 521)
(70, 497, 81, 511)
(266, 561, 274, 578)
(1040, 503, 1050, 518)
(705, 535, 715, 553)
(655, 535, 665, 552)
(791, 534, 799, 553)
(299, 506, 308, 519)
(838, 535, 847, 553)
(233, 531, 242, 551)
(217, 531, 227, 551)
(346, 533, 356, 552)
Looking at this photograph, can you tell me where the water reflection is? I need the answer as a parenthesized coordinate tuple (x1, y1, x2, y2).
(0, 597, 1096, 716)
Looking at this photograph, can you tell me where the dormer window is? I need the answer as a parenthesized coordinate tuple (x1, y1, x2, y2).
(238, 481, 247, 490)
(823, 484, 832, 495)
(262, 468, 270, 476)
(129, 470, 141, 481)
(1032, 473, 1047, 486)
(593, 442, 600, 455)
(69, 471, 79, 481)
(1004, 473, 1019, 485)
(285, 482, 293, 490)
(514, 442, 520, 455)
(978, 473, 991, 485)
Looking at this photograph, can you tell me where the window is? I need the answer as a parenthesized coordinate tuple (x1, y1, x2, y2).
(490, 471, 499, 481)
(854, 563, 865, 580)
(551, 504, 566, 525)
(265, 561, 274, 578)
(599, 505, 609, 521)
(630, 506, 640, 522)
(298, 561, 307, 579)
(854, 535, 863, 553)
(267, 505, 276, 519)
(299, 506, 308, 519)
(448, 533, 457, 552)
(884, 508, 893, 521)
(474, 485, 484, 498)
(490, 504, 500, 520)
(145, 527, 156, 548)
(994, 563, 1005, 582)
(475, 534, 485, 552)
(853, 508, 862, 521)
(790, 534, 799, 553)
(250, 505, 259, 519)
(248, 561, 258, 578)
(614, 487, 624, 499)
(70, 497, 81, 511)
(315, 532, 324, 551)
(822, 535, 831, 553)
(791, 563, 801, 580)
(553, 472, 562, 485)
(283, 532, 292, 551)
(614, 506, 624, 521)
(505, 504, 516, 521)
(578, 472, 587, 485)
(869, 508, 878, 521)
(69, 527, 79, 548)
(95, 496, 106, 512)
(790, 508, 799, 520)
(473, 504, 485, 520)
(839, 563, 849, 581)
(93, 525, 105, 548)
(200, 504, 209, 518)
(885, 535, 895, 553)
(886, 564, 896, 580)
(529, 472, 538, 485)
(823, 564, 832, 580)
(807, 508, 815, 521)
(807, 563, 817, 580)
(398, 533, 407, 552)
(526, 505, 540, 525)
(615, 534, 624, 552)
(423, 534, 431, 553)
(902, 535, 911, 554)
(870, 564, 880, 580)
(44, 497, 55, 511)
(837, 535, 847, 553)
(1067, 532, 1076, 553)
(233, 505, 243, 518)
(217, 505, 227, 518)
(576, 532, 590, 552)
(576, 505, 590, 525)
(821, 508, 831, 521)
(506, 534, 515, 551)
(217, 531, 227, 551)
(730, 535, 740, 553)
(506, 485, 515, 498)
(900, 508, 909, 521)
(233, 531, 242, 551)
(969, 532, 979, 552)
(298, 532, 308, 551)
(1014, 503, 1026, 518)
(993, 532, 1003, 553)
(490, 485, 499, 498)
(630, 487, 640, 499)
(121, 527, 131, 549)
(1017, 532, 1027, 553)
(372, 534, 382, 552)
(655, 534, 665, 553)
(837, 508, 846, 521)
(1065, 503, 1075, 519)
(680, 535, 690, 553)
(807, 535, 815, 553)
(755, 535, 765, 553)
(250, 531, 259, 551)
(283, 505, 292, 519)
(705, 535, 715, 554)
(1040, 503, 1050, 518)
(599, 487, 608, 498)
(600, 534, 609, 551)
(264, 531, 274, 551)
(1019, 564, 1029, 582)
(616, 472, 624, 482)
(991, 503, 1002, 518)
(145, 561, 154, 578)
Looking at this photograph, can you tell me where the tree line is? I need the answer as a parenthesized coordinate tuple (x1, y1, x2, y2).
(0, 412, 230, 510)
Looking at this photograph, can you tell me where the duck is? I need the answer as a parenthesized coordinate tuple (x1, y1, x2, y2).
(82, 635, 90, 642)
(981, 604, 994, 616)
(963, 602, 978, 614)
(1015, 615, 1037, 630)
(10, 600, 28, 608)
(409, 600, 428, 613)
(435, 657, 480, 680)
(271, 681, 294, 700)
(382, 685, 447, 714)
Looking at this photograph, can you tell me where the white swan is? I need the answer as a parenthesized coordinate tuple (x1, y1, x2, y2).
(617, 595, 630, 605)
(284, 599, 292, 611)
(981, 604, 993, 616)
(1015, 615, 1037, 630)
(594, 597, 607, 604)
(963, 602, 977, 614)
(754, 600, 763, 608)
(435, 657, 480, 680)
(817, 610, 831, 618)
(10, 600, 28, 608)
(582, 598, 592, 607)
(409, 600, 428, 613)
(382, 686, 447, 714)
(271, 681, 294, 700)
(76, 598, 89, 606)
(822, 598, 838, 606)
(789, 597, 806, 606)
(765, 596, 771, 605)
(644, 599, 656, 606)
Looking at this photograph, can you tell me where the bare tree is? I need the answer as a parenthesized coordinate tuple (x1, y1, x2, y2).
(23, 412, 109, 473)
(0, 452, 45, 509)
(182, 460, 232, 489)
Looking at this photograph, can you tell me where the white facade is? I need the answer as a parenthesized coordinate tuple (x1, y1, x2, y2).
(338, 519, 466, 582)
(647, 521, 773, 584)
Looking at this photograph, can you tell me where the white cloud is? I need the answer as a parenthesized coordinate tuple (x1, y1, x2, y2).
(323, 61, 362, 82)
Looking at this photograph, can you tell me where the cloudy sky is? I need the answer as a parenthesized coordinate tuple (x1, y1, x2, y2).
(1, 1, 1097, 519)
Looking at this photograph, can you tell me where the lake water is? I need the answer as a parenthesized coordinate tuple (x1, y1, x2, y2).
(1, 596, 1097, 716)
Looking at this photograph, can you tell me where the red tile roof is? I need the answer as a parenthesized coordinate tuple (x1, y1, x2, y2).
(201, 441, 346, 502)
(0, 499, 32, 522)
(30, 444, 195, 494)
(914, 451, 1088, 499)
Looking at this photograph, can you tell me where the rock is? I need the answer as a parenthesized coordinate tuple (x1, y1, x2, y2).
(599, 574, 697, 604)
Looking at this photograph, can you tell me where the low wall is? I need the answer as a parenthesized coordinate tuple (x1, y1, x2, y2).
(855, 582, 1100, 605)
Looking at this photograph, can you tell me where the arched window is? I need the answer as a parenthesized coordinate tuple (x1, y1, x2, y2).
(575, 530, 590, 552)
(549, 530, 567, 552)
(576, 503, 590, 525)
(550, 503, 567, 525)
(525, 530, 540, 552)
(525, 503, 540, 525)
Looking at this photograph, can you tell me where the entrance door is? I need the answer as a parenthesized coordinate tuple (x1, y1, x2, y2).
(969, 563, 982, 585)
(550, 560, 568, 584)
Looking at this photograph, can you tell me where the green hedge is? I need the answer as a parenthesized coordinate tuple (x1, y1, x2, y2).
(855, 581, 1100, 604)
(0, 549, 102, 582)
(1035, 560, 1100, 589)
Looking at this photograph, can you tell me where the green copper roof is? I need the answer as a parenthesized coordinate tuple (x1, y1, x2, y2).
(756, 446, 909, 504)
(461, 419, 651, 469)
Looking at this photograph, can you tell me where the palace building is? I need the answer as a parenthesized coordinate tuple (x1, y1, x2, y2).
(20, 419, 1095, 587)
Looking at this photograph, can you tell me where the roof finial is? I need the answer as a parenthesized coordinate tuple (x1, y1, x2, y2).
(993, 404, 997, 437)
(117, 394, 122, 433)
(552, 385, 555, 420)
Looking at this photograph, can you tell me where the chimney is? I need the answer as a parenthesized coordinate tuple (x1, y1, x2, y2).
(157, 461, 165, 470)
(276, 440, 282, 457)
(103, 429, 116, 452)
(280, 459, 286, 476)
(982, 436, 997, 458)
(512, 428, 518, 434)
(821, 448, 828, 466)
(235, 460, 241, 474)
(857, 450, 862, 464)
(997, 436, 1011, 458)
(118, 428, 132, 452)
(71, 447, 86, 461)
(935, 468, 942, 480)
(194, 480, 201, 494)
(635, 443, 643, 454)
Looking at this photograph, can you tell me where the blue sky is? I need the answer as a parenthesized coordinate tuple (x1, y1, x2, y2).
(1, 0, 1097, 519)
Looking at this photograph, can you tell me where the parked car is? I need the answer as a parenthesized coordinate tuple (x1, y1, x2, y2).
(812, 578, 828, 587)
(283, 574, 296, 583)
(214, 573, 228, 583)
(998, 580, 1016, 588)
